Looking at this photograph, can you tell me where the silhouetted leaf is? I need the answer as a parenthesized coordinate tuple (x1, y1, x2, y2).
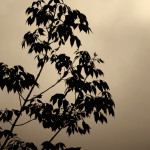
(37, 99, 42, 104)
(26, 142, 37, 150)
(50, 94, 65, 105)
(58, 99, 63, 108)
(74, 36, 81, 48)
(54, 0, 60, 3)
(97, 69, 104, 76)
(63, 71, 68, 77)
(13, 110, 20, 117)
(99, 113, 107, 123)
(70, 36, 75, 47)
(38, 28, 45, 35)
(0, 130, 3, 139)
(97, 58, 104, 63)
(26, 16, 35, 25)
(108, 106, 115, 116)
(67, 126, 71, 136)
(63, 100, 69, 110)
(56, 142, 66, 150)
(91, 85, 96, 95)
(41, 141, 55, 149)
(94, 111, 99, 123)
(3, 130, 13, 138)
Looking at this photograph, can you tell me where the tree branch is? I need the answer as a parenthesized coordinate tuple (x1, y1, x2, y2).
(8, 119, 36, 127)
(18, 92, 25, 101)
(49, 128, 62, 143)
(30, 75, 65, 100)
(18, 93, 22, 108)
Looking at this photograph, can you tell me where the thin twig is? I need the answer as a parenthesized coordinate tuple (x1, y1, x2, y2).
(30, 75, 64, 100)
(8, 119, 36, 127)
(18, 92, 25, 101)
(18, 93, 22, 108)
(84, 75, 88, 82)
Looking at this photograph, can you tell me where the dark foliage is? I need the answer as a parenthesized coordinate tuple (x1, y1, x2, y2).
(0, 0, 115, 149)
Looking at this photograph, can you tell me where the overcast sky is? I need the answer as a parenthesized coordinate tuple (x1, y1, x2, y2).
(0, 0, 150, 150)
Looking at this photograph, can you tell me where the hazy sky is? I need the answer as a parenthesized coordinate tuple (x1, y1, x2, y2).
(0, 0, 150, 150)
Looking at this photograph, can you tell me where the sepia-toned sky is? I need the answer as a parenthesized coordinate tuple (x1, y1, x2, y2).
(0, 0, 150, 150)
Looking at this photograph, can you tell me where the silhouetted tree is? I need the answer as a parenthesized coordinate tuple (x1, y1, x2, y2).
(0, 0, 115, 149)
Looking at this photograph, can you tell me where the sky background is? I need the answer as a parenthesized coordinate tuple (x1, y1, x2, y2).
(0, 0, 150, 150)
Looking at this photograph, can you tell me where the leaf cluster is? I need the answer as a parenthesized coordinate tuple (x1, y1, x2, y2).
(41, 141, 81, 150)
(0, 63, 38, 93)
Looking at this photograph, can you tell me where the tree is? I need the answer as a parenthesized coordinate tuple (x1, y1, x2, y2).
(0, 0, 115, 149)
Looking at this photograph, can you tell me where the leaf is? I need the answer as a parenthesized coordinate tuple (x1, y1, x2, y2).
(41, 141, 55, 149)
(26, 142, 37, 150)
(82, 121, 90, 133)
(78, 127, 83, 135)
(22, 40, 25, 48)
(57, 13, 62, 19)
(108, 106, 115, 116)
(56, 142, 66, 150)
(67, 126, 71, 136)
(84, 65, 89, 76)
(97, 69, 104, 76)
(26, 16, 35, 26)
(36, 94, 42, 98)
(94, 111, 99, 123)
(0, 131, 3, 139)
(99, 113, 107, 124)
(91, 85, 96, 95)
(48, 0, 53, 5)
(94, 52, 97, 57)
(63, 100, 69, 110)
(63, 6, 66, 14)
(58, 99, 62, 108)
(94, 70, 98, 78)
(77, 65, 82, 73)
(79, 24, 83, 32)
(50, 94, 65, 105)
(37, 99, 42, 104)
(38, 28, 45, 35)
(77, 103, 84, 111)
(18, 65, 24, 72)
(59, 5, 63, 13)
(25, 106, 29, 114)
(74, 36, 81, 48)
(70, 36, 75, 47)
(103, 81, 110, 90)
(26, 7, 33, 15)
(54, 0, 60, 3)
(97, 58, 104, 63)
(97, 82, 103, 92)
(6, 110, 13, 121)
(13, 110, 20, 117)
(63, 71, 68, 77)
(3, 130, 13, 138)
